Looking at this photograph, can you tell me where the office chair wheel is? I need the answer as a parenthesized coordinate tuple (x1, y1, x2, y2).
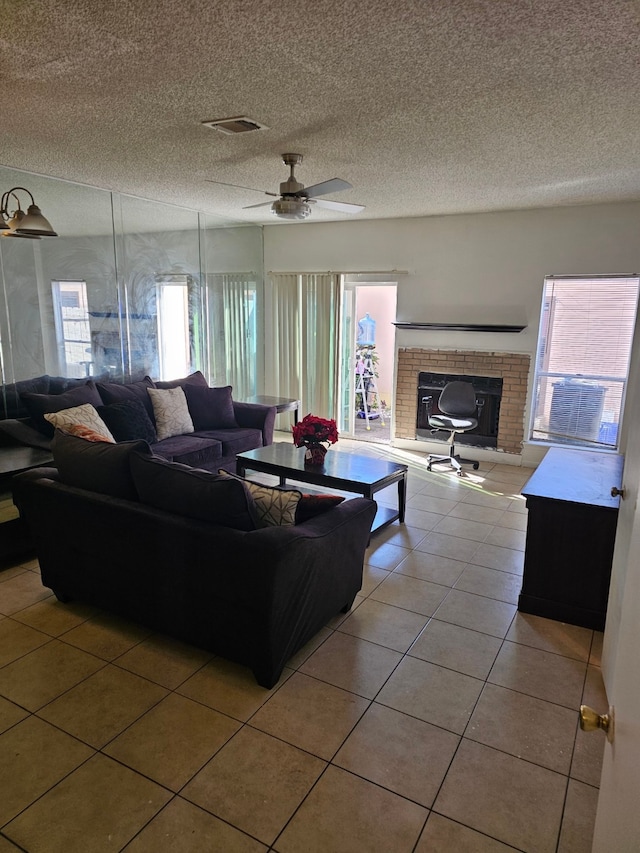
(426, 464, 432, 472)
(473, 462, 480, 470)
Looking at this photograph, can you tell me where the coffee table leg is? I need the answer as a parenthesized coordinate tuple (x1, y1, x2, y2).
(398, 473, 407, 523)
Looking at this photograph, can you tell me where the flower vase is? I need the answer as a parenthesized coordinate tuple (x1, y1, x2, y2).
(304, 444, 327, 466)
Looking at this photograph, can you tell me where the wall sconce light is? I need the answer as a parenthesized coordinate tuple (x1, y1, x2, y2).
(0, 187, 58, 238)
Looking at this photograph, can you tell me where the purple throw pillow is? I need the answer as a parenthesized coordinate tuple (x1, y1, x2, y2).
(96, 377, 156, 421)
(154, 371, 209, 390)
(20, 381, 103, 437)
(51, 430, 153, 500)
(1, 375, 51, 419)
(184, 385, 237, 430)
(130, 453, 255, 530)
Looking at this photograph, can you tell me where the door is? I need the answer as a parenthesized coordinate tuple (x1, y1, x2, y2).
(591, 348, 640, 850)
(337, 279, 398, 439)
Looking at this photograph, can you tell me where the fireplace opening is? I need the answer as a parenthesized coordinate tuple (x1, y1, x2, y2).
(416, 372, 503, 448)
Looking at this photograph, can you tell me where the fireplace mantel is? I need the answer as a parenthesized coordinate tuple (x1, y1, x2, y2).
(393, 322, 526, 333)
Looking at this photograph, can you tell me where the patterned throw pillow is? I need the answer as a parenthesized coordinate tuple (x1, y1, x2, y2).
(44, 404, 115, 442)
(98, 400, 157, 444)
(147, 387, 194, 441)
(63, 424, 113, 443)
(218, 470, 302, 527)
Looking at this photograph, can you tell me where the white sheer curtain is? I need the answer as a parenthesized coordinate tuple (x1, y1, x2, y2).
(266, 274, 299, 424)
(302, 273, 339, 416)
(207, 273, 257, 398)
(266, 273, 340, 427)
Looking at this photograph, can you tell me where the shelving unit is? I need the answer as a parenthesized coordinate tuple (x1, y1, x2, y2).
(355, 349, 385, 430)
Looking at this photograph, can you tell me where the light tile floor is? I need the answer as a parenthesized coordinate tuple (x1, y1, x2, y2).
(0, 436, 606, 852)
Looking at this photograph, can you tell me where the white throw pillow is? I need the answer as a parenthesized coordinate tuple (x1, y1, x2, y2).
(44, 403, 115, 442)
(147, 386, 194, 441)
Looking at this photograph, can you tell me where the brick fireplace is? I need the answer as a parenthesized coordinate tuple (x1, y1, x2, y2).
(395, 348, 531, 455)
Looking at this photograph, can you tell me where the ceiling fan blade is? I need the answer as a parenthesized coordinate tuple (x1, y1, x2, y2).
(242, 201, 275, 210)
(206, 180, 277, 197)
(312, 198, 365, 214)
(304, 178, 352, 198)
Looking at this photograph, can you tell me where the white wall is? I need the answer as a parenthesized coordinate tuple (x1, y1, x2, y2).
(264, 202, 640, 462)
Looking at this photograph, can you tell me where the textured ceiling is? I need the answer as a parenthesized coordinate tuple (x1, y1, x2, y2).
(1, 0, 639, 225)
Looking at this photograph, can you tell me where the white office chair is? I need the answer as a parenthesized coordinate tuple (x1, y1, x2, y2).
(426, 380, 480, 475)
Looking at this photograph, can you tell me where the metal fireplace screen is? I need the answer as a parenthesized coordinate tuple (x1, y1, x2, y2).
(416, 372, 503, 449)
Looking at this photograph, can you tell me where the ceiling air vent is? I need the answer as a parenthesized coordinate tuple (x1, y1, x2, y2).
(201, 116, 268, 135)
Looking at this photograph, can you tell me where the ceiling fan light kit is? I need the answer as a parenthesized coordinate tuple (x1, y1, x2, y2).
(206, 153, 365, 221)
(271, 198, 312, 220)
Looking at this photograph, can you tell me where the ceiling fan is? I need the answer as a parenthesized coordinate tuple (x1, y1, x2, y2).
(207, 153, 365, 220)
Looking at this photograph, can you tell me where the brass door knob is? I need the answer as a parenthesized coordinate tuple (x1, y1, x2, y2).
(579, 704, 614, 741)
(611, 486, 625, 498)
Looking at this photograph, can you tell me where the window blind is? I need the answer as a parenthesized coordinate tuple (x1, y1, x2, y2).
(530, 275, 639, 449)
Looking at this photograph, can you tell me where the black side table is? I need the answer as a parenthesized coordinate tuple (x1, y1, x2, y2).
(245, 395, 300, 425)
(0, 445, 54, 565)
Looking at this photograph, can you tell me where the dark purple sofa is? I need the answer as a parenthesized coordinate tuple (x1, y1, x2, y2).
(0, 372, 274, 474)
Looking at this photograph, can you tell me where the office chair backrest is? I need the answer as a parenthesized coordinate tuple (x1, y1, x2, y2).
(438, 381, 477, 417)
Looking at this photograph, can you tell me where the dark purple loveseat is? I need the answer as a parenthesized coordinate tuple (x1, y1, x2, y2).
(13, 436, 376, 687)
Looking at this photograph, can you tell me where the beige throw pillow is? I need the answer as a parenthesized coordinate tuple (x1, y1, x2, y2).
(218, 469, 301, 527)
(147, 386, 194, 441)
(44, 403, 115, 442)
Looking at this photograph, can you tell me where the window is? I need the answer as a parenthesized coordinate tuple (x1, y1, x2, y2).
(530, 275, 640, 450)
(51, 280, 92, 377)
(156, 276, 190, 381)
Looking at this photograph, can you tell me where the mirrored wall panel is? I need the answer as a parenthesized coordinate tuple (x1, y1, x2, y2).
(0, 166, 264, 421)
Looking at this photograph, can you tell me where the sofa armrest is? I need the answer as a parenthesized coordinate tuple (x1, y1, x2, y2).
(233, 402, 276, 446)
(0, 418, 53, 450)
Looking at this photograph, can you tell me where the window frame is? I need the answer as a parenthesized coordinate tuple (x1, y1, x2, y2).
(528, 273, 640, 452)
(51, 279, 92, 377)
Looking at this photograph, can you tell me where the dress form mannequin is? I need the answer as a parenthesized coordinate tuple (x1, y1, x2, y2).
(357, 313, 376, 346)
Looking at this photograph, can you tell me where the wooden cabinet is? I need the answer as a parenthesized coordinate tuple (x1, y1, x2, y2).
(519, 448, 623, 630)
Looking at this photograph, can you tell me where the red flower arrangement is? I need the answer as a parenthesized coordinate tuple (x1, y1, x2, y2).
(292, 413, 339, 449)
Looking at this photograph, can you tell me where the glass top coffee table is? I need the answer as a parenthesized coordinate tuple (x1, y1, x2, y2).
(236, 443, 408, 535)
